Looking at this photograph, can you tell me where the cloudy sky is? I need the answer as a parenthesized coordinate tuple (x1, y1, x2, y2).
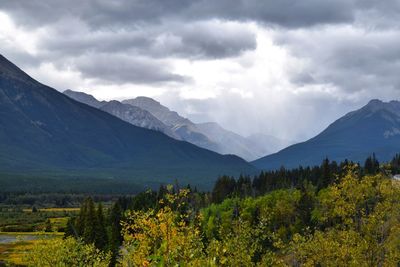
(1, 1, 400, 141)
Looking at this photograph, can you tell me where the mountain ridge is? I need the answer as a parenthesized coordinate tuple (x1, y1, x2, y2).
(252, 99, 400, 169)
(63, 90, 177, 138)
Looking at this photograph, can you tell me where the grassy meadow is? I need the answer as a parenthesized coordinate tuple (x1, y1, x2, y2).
(0, 202, 78, 266)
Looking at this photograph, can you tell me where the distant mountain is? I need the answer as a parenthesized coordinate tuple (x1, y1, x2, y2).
(0, 54, 255, 191)
(123, 98, 289, 160)
(64, 90, 177, 138)
(63, 89, 104, 108)
(253, 99, 400, 170)
(196, 122, 284, 161)
(65, 92, 289, 160)
(122, 97, 221, 152)
(123, 97, 193, 127)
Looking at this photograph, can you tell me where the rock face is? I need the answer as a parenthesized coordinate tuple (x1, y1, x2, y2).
(0, 54, 256, 190)
(100, 101, 177, 138)
(122, 97, 220, 152)
(123, 97, 193, 127)
(253, 99, 400, 170)
(63, 91, 177, 138)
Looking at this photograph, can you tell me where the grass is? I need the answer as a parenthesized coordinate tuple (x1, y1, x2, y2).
(1, 205, 80, 232)
(49, 217, 69, 230)
(0, 240, 36, 265)
(22, 207, 80, 213)
(0, 232, 63, 236)
(0, 233, 61, 266)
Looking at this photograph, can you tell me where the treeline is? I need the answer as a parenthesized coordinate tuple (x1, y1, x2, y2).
(0, 192, 118, 207)
(212, 153, 387, 203)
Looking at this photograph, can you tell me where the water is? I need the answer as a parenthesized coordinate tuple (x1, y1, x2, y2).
(0, 234, 43, 244)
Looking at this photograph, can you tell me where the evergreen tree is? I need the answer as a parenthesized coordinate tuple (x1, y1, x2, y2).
(76, 198, 88, 236)
(364, 153, 379, 175)
(82, 197, 96, 244)
(95, 203, 107, 250)
(108, 201, 123, 265)
(212, 175, 236, 203)
(390, 153, 400, 174)
(297, 181, 316, 226)
(320, 157, 333, 188)
(64, 217, 77, 238)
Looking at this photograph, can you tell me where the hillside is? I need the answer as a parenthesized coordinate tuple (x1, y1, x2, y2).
(0, 54, 255, 191)
(253, 99, 400, 169)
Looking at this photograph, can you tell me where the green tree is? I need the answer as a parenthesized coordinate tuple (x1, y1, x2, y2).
(364, 153, 379, 175)
(95, 203, 107, 250)
(64, 217, 77, 238)
(108, 201, 123, 265)
(82, 197, 96, 244)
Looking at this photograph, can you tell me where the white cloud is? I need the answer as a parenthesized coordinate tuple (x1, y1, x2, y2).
(0, 12, 40, 55)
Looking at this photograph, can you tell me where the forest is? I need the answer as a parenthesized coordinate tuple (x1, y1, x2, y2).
(2, 154, 400, 266)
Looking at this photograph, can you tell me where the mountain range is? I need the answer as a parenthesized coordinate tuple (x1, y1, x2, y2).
(3, 53, 400, 192)
(65, 90, 290, 160)
(253, 99, 400, 169)
(0, 54, 255, 192)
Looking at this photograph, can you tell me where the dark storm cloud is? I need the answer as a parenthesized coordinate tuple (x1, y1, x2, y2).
(74, 55, 190, 84)
(0, 0, 259, 85)
(170, 21, 256, 59)
(2, 0, 398, 86)
(0, 0, 356, 29)
(38, 20, 256, 60)
(275, 28, 400, 94)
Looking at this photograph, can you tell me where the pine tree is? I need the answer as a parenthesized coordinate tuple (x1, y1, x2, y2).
(364, 153, 379, 175)
(320, 157, 332, 188)
(64, 217, 77, 238)
(108, 201, 123, 265)
(390, 153, 400, 174)
(95, 203, 107, 250)
(82, 197, 96, 244)
(76, 198, 88, 236)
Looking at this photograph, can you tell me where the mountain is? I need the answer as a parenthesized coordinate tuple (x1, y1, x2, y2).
(63, 90, 177, 138)
(196, 122, 279, 161)
(63, 89, 104, 108)
(123, 98, 289, 160)
(123, 97, 193, 127)
(253, 99, 400, 170)
(122, 97, 220, 152)
(65, 92, 289, 161)
(0, 54, 255, 192)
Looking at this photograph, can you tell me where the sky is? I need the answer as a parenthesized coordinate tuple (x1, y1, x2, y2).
(1, 1, 400, 141)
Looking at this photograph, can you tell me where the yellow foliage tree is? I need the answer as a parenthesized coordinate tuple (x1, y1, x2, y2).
(120, 188, 205, 266)
(287, 167, 400, 266)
